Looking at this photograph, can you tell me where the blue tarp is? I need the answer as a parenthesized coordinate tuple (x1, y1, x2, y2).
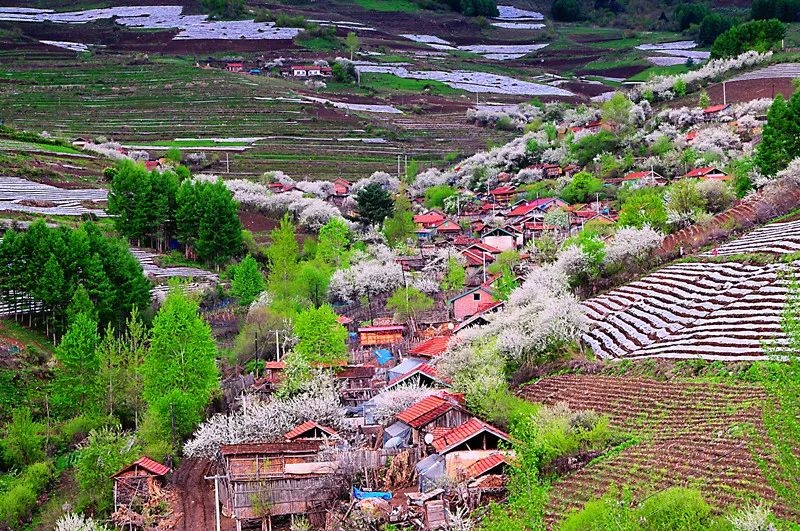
(353, 487, 392, 500)
(373, 349, 394, 366)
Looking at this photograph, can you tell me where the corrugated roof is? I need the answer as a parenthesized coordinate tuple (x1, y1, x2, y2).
(703, 104, 729, 114)
(685, 166, 724, 177)
(409, 336, 451, 358)
(221, 440, 322, 456)
(284, 420, 338, 441)
(359, 325, 405, 333)
(396, 395, 455, 428)
(430, 418, 510, 453)
(465, 452, 510, 479)
(112, 456, 171, 478)
(335, 365, 375, 379)
(386, 363, 450, 389)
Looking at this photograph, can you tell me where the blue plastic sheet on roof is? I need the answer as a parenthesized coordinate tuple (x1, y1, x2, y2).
(373, 349, 394, 365)
(353, 487, 392, 500)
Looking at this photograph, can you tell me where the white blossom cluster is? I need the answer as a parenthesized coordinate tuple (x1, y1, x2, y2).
(603, 226, 663, 266)
(194, 175, 345, 232)
(658, 107, 705, 128)
(184, 374, 345, 458)
(688, 125, 742, 161)
(329, 251, 404, 303)
(350, 171, 401, 195)
(466, 103, 544, 130)
(562, 106, 601, 128)
(370, 384, 436, 426)
(55, 513, 110, 531)
(630, 51, 772, 102)
(458, 264, 584, 361)
(82, 141, 128, 160)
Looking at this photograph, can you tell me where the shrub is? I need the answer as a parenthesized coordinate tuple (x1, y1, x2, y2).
(638, 487, 712, 529)
(552, 0, 581, 21)
(711, 19, 786, 58)
(0, 461, 54, 527)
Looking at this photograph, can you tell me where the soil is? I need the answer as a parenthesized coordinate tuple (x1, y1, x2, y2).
(238, 210, 279, 233)
(171, 457, 237, 531)
(519, 374, 799, 526)
(575, 64, 648, 78)
(704, 77, 797, 106)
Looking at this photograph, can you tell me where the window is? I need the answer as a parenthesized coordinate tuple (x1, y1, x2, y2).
(473, 292, 481, 301)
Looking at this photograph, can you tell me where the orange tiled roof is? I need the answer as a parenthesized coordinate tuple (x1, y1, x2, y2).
(409, 336, 451, 358)
(430, 418, 509, 453)
(284, 420, 338, 441)
(396, 395, 456, 428)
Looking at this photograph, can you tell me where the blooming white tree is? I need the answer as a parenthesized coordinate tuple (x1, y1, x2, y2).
(329, 250, 404, 303)
(370, 384, 437, 425)
(55, 513, 111, 531)
(603, 226, 663, 266)
(351, 171, 400, 195)
(184, 373, 345, 459)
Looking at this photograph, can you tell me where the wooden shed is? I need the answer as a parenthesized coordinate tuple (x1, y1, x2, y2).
(220, 441, 340, 530)
(111, 456, 171, 512)
(358, 325, 404, 347)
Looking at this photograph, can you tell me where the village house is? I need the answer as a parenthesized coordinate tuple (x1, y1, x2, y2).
(527, 163, 562, 178)
(358, 325, 405, 347)
(226, 62, 244, 73)
(487, 186, 517, 206)
(334, 365, 376, 407)
(702, 103, 730, 121)
(219, 441, 339, 530)
(332, 177, 351, 196)
(408, 335, 451, 360)
(112, 456, 171, 513)
(290, 65, 333, 77)
(482, 226, 519, 251)
(386, 362, 451, 390)
(284, 421, 340, 442)
(449, 285, 498, 321)
(433, 219, 462, 239)
(413, 210, 446, 229)
(606, 170, 665, 187)
(389, 394, 472, 448)
(683, 166, 730, 181)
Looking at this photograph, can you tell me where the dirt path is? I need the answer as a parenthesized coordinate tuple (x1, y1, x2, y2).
(171, 457, 236, 531)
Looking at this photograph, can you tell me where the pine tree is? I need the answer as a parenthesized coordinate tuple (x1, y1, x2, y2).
(139, 285, 219, 444)
(82, 253, 114, 325)
(231, 255, 266, 305)
(175, 180, 202, 254)
(196, 180, 243, 266)
(51, 312, 101, 416)
(756, 94, 791, 175)
(355, 182, 393, 227)
(66, 285, 96, 326)
(37, 254, 65, 338)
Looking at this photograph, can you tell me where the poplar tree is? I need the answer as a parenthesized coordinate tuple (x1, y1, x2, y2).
(231, 255, 265, 305)
(266, 214, 299, 295)
(293, 304, 348, 363)
(139, 286, 219, 444)
(51, 312, 101, 416)
(355, 183, 393, 227)
(195, 180, 243, 266)
(317, 218, 350, 268)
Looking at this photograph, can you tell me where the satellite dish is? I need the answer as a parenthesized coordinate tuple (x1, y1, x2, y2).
(424, 433, 434, 445)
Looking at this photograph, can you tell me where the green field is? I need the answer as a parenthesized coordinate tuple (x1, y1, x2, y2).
(352, 0, 420, 12)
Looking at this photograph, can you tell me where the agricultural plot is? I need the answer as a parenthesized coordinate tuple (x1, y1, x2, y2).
(0, 176, 107, 217)
(519, 375, 797, 525)
(581, 261, 791, 360)
(0, 58, 514, 180)
(700, 218, 800, 256)
(130, 248, 219, 284)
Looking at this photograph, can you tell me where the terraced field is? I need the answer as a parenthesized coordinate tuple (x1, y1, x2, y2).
(699, 218, 800, 257)
(582, 261, 791, 361)
(0, 56, 514, 180)
(519, 375, 797, 527)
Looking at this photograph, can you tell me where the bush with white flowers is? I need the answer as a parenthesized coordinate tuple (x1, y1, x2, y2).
(55, 512, 110, 531)
(351, 171, 400, 195)
(371, 384, 437, 426)
(184, 373, 345, 458)
(603, 226, 663, 266)
(329, 250, 404, 303)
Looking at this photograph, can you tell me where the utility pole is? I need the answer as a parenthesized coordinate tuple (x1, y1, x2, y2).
(275, 329, 280, 360)
(204, 474, 225, 531)
(722, 81, 727, 106)
(226, 152, 230, 173)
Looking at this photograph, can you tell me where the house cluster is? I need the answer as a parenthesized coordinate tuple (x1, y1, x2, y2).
(213, 60, 333, 78)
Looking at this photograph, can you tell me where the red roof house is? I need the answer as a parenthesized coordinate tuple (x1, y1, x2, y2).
(684, 166, 729, 180)
(409, 335, 452, 358)
(487, 186, 516, 205)
(332, 178, 351, 196)
(112, 456, 171, 512)
(702, 104, 730, 119)
(358, 325, 405, 347)
(434, 219, 462, 235)
(465, 452, 512, 480)
(413, 211, 446, 228)
(386, 363, 451, 389)
(285, 421, 339, 442)
(430, 418, 510, 454)
(226, 62, 244, 72)
(449, 285, 498, 321)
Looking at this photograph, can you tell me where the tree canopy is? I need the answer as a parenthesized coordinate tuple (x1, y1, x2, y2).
(711, 18, 786, 58)
(356, 182, 394, 227)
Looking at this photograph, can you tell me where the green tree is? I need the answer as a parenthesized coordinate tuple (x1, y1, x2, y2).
(600, 93, 633, 127)
(618, 187, 668, 231)
(51, 313, 100, 417)
(560, 172, 603, 204)
(1, 407, 45, 468)
(345, 31, 360, 60)
(424, 185, 457, 209)
(570, 131, 618, 166)
(75, 427, 141, 513)
(231, 255, 266, 305)
(493, 265, 518, 301)
(551, 0, 581, 21)
(699, 13, 735, 46)
(98, 308, 147, 427)
(673, 78, 687, 97)
(139, 286, 219, 447)
(165, 147, 182, 164)
(317, 218, 350, 268)
(441, 256, 466, 292)
(266, 214, 299, 297)
(711, 18, 786, 58)
(698, 90, 710, 108)
(675, 3, 709, 30)
(293, 305, 348, 363)
(175, 179, 202, 254)
(199, 0, 244, 18)
(488, 249, 521, 275)
(65, 284, 96, 326)
(195, 180, 243, 266)
(356, 182, 394, 227)
(296, 262, 331, 308)
(383, 193, 416, 246)
(756, 94, 791, 175)
(386, 286, 433, 332)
